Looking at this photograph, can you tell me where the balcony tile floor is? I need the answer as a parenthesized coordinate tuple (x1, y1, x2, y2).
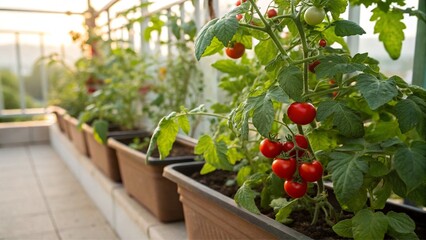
(0, 144, 119, 240)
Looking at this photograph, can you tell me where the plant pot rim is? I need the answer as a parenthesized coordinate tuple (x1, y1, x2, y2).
(108, 134, 196, 166)
(163, 161, 311, 239)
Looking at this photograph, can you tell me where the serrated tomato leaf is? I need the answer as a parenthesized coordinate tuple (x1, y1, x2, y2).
(356, 74, 398, 110)
(315, 55, 366, 79)
(333, 219, 353, 238)
(395, 98, 424, 133)
(195, 135, 233, 171)
(352, 209, 388, 240)
(278, 65, 303, 102)
(371, 7, 406, 60)
(93, 119, 109, 144)
(387, 211, 416, 234)
(334, 20, 366, 36)
(316, 101, 365, 137)
(394, 141, 426, 191)
(327, 152, 368, 205)
(235, 184, 260, 214)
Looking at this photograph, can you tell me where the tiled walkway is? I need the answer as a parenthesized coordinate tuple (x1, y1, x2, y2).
(0, 144, 119, 240)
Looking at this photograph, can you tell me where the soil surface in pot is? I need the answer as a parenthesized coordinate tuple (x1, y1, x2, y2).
(191, 170, 426, 239)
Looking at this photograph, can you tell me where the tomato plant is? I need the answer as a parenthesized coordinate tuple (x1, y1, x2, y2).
(287, 102, 316, 125)
(299, 161, 323, 182)
(272, 158, 297, 180)
(225, 42, 245, 59)
(303, 6, 325, 26)
(259, 138, 282, 158)
(284, 180, 307, 198)
(148, 0, 426, 238)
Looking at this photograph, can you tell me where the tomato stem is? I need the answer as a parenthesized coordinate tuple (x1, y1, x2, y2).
(247, 0, 294, 64)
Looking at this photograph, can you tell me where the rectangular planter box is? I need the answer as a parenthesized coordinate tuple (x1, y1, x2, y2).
(64, 116, 90, 157)
(50, 106, 67, 133)
(163, 162, 299, 240)
(83, 125, 148, 182)
(108, 133, 196, 222)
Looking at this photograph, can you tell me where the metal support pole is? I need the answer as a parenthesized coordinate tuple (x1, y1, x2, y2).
(167, 9, 173, 57)
(347, 4, 360, 55)
(194, 0, 203, 31)
(107, 9, 112, 42)
(0, 65, 4, 114)
(179, 3, 185, 41)
(15, 33, 26, 113)
(40, 33, 48, 109)
(412, 0, 426, 88)
(140, 0, 150, 55)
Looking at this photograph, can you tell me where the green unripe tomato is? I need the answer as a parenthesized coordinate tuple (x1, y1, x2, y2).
(304, 6, 325, 26)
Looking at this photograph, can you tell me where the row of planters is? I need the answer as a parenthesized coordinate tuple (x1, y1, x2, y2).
(144, 0, 426, 239)
(50, 7, 205, 222)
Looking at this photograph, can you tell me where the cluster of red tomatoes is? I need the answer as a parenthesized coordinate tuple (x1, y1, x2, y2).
(259, 102, 323, 198)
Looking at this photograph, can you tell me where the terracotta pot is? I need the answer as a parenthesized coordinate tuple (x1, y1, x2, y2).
(164, 162, 426, 240)
(108, 133, 196, 222)
(83, 125, 146, 182)
(62, 114, 74, 141)
(63, 116, 90, 157)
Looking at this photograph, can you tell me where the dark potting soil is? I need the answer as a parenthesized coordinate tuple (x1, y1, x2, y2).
(191, 170, 426, 240)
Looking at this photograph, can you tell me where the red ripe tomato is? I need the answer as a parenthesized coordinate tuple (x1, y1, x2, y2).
(308, 60, 320, 73)
(284, 180, 307, 198)
(267, 9, 277, 18)
(282, 141, 295, 157)
(225, 42, 245, 59)
(259, 138, 282, 158)
(294, 135, 308, 149)
(319, 39, 326, 47)
(287, 102, 316, 125)
(87, 86, 96, 94)
(272, 158, 296, 180)
(236, 14, 243, 21)
(299, 160, 323, 182)
(235, 0, 246, 6)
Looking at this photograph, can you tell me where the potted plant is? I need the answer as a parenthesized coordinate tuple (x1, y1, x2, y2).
(149, 0, 426, 239)
(108, 12, 205, 221)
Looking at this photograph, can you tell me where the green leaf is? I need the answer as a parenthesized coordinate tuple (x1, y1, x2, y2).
(316, 101, 365, 138)
(333, 219, 353, 238)
(236, 165, 251, 186)
(334, 20, 366, 36)
(387, 211, 416, 234)
(213, 11, 240, 47)
(371, 7, 406, 60)
(278, 66, 303, 102)
(368, 160, 390, 177)
(309, 129, 339, 152)
(328, 152, 368, 205)
(254, 39, 277, 65)
(266, 86, 288, 103)
(315, 55, 366, 79)
(93, 119, 109, 144)
(395, 98, 424, 133)
(344, 187, 368, 212)
(252, 97, 274, 138)
(176, 115, 190, 135)
(156, 117, 179, 159)
(356, 74, 398, 110)
(325, 0, 348, 19)
(211, 60, 249, 76)
(371, 180, 392, 210)
(202, 37, 225, 57)
(200, 162, 216, 174)
(394, 141, 426, 191)
(270, 198, 296, 223)
(385, 171, 407, 198)
(195, 19, 219, 60)
(235, 184, 260, 214)
(195, 135, 233, 170)
(352, 209, 388, 240)
(365, 120, 401, 143)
